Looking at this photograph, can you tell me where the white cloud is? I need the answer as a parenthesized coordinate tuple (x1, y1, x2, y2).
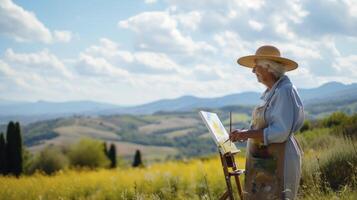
(165, 0, 265, 11)
(233, 0, 265, 10)
(248, 20, 264, 31)
(54, 30, 72, 43)
(2, 0, 357, 105)
(272, 15, 296, 40)
(76, 53, 129, 78)
(285, 0, 309, 24)
(0, 58, 76, 98)
(192, 64, 225, 81)
(118, 11, 216, 55)
(344, 0, 357, 17)
(4, 48, 73, 78)
(133, 52, 185, 74)
(0, 59, 18, 94)
(145, 0, 157, 4)
(0, 0, 73, 44)
(0, 59, 15, 77)
(161, 0, 305, 42)
(0, 0, 52, 43)
(174, 11, 202, 31)
(321, 36, 341, 57)
(85, 38, 134, 63)
(83, 38, 185, 75)
(333, 54, 357, 76)
(272, 41, 322, 60)
(213, 31, 251, 59)
(298, 0, 357, 37)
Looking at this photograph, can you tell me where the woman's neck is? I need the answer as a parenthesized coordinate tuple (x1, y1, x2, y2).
(265, 76, 279, 90)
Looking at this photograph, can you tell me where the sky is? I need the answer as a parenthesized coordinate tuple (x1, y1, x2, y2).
(0, 0, 357, 106)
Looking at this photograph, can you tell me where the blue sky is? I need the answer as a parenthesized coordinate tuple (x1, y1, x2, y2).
(1, 0, 357, 105)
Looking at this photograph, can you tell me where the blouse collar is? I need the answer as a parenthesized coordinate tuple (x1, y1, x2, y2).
(260, 75, 290, 101)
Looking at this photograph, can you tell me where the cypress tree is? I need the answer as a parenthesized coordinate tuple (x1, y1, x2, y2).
(132, 149, 143, 167)
(0, 133, 6, 175)
(13, 122, 23, 177)
(6, 121, 16, 175)
(108, 143, 116, 168)
(6, 121, 23, 177)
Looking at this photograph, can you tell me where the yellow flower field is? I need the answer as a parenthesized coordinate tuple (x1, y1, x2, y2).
(0, 155, 245, 200)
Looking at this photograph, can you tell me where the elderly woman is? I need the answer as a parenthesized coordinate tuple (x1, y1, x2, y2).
(229, 45, 304, 200)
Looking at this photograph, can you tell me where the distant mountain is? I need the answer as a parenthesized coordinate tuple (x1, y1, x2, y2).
(0, 100, 119, 115)
(99, 91, 261, 115)
(0, 100, 120, 124)
(102, 81, 357, 115)
(0, 99, 28, 106)
(298, 82, 357, 103)
(1, 81, 357, 124)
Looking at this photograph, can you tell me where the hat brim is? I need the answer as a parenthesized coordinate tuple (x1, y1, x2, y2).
(237, 55, 298, 71)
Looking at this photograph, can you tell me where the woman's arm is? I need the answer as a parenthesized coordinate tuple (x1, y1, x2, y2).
(229, 129, 264, 142)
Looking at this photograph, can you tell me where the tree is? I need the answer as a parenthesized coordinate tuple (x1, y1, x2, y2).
(132, 149, 143, 167)
(68, 138, 109, 168)
(6, 121, 16, 176)
(108, 143, 117, 168)
(0, 133, 6, 175)
(13, 122, 23, 176)
(29, 146, 68, 175)
(321, 111, 349, 128)
(6, 122, 23, 177)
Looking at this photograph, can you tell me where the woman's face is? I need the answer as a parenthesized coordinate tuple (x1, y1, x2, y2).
(252, 64, 272, 84)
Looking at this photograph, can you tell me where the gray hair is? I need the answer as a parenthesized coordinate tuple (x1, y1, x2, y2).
(256, 59, 286, 78)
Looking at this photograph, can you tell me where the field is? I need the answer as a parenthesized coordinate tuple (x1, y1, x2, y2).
(0, 156, 244, 200)
(1, 112, 357, 200)
(0, 109, 251, 162)
(1, 151, 356, 200)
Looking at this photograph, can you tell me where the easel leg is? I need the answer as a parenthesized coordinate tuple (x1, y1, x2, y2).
(231, 156, 244, 200)
(225, 175, 235, 200)
(234, 175, 243, 200)
(219, 152, 235, 200)
(219, 191, 229, 200)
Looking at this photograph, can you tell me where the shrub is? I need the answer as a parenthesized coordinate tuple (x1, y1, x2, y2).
(300, 139, 357, 195)
(319, 141, 357, 190)
(29, 146, 68, 175)
(295, 128, 333, 151)
(342, 123, 357, 140)
(320, 112, 349, 128)
(300, 120, 312, 132)
(68, 138, 109, 168)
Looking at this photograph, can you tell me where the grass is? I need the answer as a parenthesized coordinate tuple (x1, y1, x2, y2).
(3, 112, 357, 199)
(0, 155, 245, 200)
(2, 135, 357, 199)
(296, 126, 357, 200)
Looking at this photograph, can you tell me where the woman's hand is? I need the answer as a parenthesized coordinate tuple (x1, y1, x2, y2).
(229, 129, 249, 142)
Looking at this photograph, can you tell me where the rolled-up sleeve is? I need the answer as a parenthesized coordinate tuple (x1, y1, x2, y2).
(263, 86, 295, 145)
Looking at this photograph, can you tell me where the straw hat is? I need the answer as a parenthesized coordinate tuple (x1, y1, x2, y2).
(237, 45, 298, 71)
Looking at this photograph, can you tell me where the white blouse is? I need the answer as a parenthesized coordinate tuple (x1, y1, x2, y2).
(260, 75, 304, 146)
(258, 75, 304, 199)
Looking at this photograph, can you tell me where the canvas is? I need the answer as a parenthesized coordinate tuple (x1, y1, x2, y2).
(199, 111, 240, 154)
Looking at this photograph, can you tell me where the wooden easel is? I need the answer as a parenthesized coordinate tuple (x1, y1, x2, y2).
(218, 112, 244, 200)
(219, 150, 244, 200)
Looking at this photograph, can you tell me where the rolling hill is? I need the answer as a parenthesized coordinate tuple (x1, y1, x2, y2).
(1, 93, 357, 162)
(0, 106, 252, 161)
(1, 81, 357, 125)
(1, 81, 357, 162)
